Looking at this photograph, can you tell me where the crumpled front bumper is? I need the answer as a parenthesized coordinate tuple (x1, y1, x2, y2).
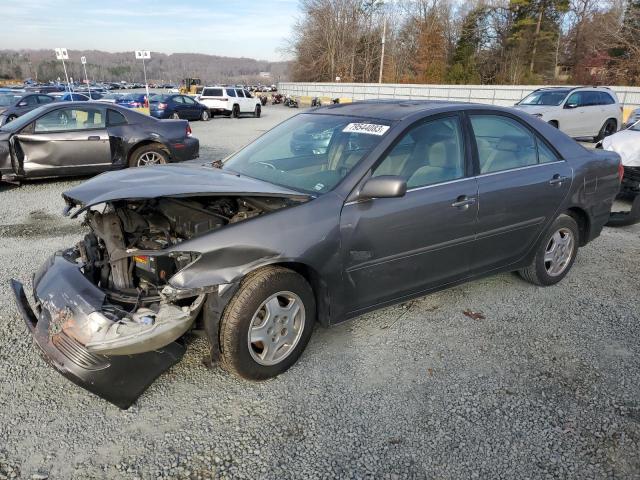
(10, 253, 187, 409)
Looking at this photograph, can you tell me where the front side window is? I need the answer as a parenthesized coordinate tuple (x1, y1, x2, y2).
(223, 113, 391, 194)
(37, 95, 54, 104)
(373, 116, 465, 189)
(23, 95, 38, 106)
(244, 90, 253, 98)
(34, 107, 105, 132)
(470, 115, 537, 173)
(565, 92, 584, 108)
(182, 96, 196, 105)
(226, 88, 236, 98)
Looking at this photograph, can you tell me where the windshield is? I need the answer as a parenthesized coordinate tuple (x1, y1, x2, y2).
(518, 91, 569, 106)
(222, 113, 392, 194)
(0, 105, 49, 131)
(0, 94, 20, 107)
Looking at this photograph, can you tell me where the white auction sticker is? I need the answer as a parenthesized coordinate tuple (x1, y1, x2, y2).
(342, 123, 390, 136)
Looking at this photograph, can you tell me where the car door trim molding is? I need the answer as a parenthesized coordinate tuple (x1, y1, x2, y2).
(474, 216, 546, 241)
(475, 160, 565, 179)
(345, 232, 477, 273)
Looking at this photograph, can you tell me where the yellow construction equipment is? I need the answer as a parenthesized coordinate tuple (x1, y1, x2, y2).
(179, 78, 203, 95)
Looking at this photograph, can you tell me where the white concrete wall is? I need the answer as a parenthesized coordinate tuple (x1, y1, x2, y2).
(278, 82, 640, 110)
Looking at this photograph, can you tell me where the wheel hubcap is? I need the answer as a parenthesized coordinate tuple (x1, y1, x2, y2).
(544, 227, 574, 276)
(137, 151, 164, 166)
(247, 291, 305, 366)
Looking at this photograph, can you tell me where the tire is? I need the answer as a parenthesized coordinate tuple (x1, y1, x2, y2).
(170, 112, 180, 119)
(219, 266, 316, 380)
(200, 109, 210, 121)
(232, 104, 240, 119)
(518, 214, 579, 286)
(254, 105, 261, 118)
(596, 119, 617, 142)
(128, 144, 169, 168)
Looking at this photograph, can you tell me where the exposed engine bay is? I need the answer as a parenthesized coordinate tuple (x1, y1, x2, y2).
(80, 195, 290, 297)
(58, 195, 294, 356)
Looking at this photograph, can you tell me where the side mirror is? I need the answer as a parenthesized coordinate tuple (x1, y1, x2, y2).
(358, 176, 407, 201)
(18, 101, 28, 107)
(564, 103, 578, 109)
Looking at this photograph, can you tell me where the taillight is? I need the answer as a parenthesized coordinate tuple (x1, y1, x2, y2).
(132, 102, 141, 108)
(618, 161, 624, 182)
(158, 102, 167, 110)
(186, 124, 192, 137)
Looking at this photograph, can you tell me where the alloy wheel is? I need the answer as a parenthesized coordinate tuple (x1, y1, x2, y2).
(247, 291, 305, 366)
(136, 151, 165, 166)
(544, 227, 574, 276)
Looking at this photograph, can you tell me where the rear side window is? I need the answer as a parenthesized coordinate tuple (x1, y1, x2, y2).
(107, 109, 127, 126)
(583, 91, 601, 106)
(598, 92, 615, 105)
(470, 115, 537, 173)
(173, 96, 185, 104)
(202, 88, 223, 97)
(244, 90, 253, 98)
(537, 140, 559, 164)
(226, 88, 236, 97)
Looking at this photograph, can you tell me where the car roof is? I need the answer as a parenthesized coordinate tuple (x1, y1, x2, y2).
(310, 99, 481, 121)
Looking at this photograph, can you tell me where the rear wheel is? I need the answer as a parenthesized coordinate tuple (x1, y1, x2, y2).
(518, 214, 579, 286)
(254, 105, 261, 118)
(200, 109, 210, 121)
(596, 119, 617, 142)
(219, 266, 315, 379)
(6, 114, 18, 124)
(129, 145, 169, 168)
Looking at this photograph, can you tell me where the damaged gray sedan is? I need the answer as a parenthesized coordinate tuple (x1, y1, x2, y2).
(12, 100, 622, 408)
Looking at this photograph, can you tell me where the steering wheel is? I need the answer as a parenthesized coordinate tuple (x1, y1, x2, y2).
(256, 161, 276, 170)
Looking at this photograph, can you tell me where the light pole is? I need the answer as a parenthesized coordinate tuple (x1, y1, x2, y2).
(54, 48, 72, 98)
(378, 17, 386, 84)
(135, 50, 151, 106)
(81, 56, 91, 99)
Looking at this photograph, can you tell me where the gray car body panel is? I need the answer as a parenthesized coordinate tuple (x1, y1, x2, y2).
(12, 100, 621, 408)
(0, 102, 199, 180)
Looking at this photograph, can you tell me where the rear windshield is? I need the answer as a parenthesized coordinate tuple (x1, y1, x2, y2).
(202, 88, 223, 97)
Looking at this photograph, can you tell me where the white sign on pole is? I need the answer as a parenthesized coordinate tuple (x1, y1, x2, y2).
(135, 50, 151, 60)
(55, 48, 69, 60)
(81, 56, 87, 65)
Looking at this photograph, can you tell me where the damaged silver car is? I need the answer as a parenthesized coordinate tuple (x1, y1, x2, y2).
(12, 100, 622, 408)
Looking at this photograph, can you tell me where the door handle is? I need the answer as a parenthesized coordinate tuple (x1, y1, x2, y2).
(549, 174, 568, 186)
(87, 135, 101, 141)
(451, 195, 476, 209)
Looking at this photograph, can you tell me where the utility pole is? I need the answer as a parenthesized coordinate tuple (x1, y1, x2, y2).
(378, 17, 386, 84)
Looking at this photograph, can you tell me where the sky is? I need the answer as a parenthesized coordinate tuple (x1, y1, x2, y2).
(1, 0, 299, 61)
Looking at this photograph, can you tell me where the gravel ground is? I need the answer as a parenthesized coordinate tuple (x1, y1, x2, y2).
(1, 105, 639, 480)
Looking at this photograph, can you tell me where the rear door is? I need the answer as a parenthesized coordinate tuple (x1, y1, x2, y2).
(16, 106, 112, 176)
(562, 91, 589, 137)
(468, 113, 572, 275)
(235, 89, 249, 112)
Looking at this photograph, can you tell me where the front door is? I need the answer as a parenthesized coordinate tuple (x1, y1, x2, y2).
(17, 106, 111, 176)
(468, 113, 572, 274)
(340, 114, 478, 313)
(181, 95, 200, 119)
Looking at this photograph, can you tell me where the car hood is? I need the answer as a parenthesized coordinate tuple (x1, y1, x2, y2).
(512, 105, 553, 115)
(602, 129, 640, 167)
(63, 163, 310, 217)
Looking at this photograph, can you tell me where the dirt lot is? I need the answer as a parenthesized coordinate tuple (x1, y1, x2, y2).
(1, 105, 639, 480)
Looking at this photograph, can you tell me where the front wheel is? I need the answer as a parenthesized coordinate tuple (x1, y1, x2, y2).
(518, 214, 579, 286)
(200, 109, 210, 121)
(219, 266, 315, 379)
(254, 105, 261, 118)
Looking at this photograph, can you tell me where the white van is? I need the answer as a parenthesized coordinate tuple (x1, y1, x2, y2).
(198, 86, 262, 118)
